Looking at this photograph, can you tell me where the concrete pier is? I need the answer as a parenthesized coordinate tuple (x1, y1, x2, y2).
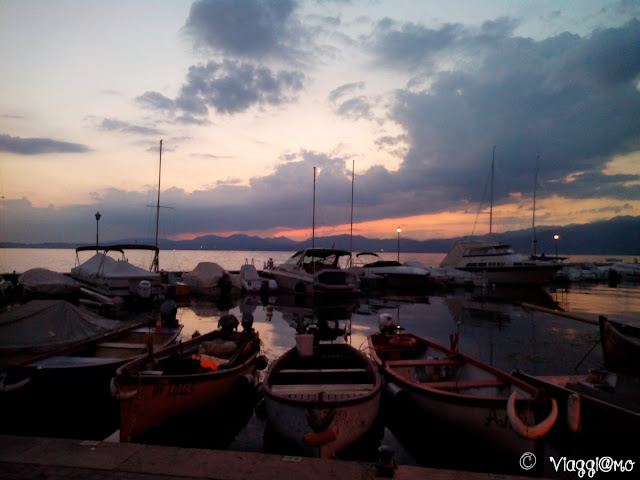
(0, 434, 536, 480)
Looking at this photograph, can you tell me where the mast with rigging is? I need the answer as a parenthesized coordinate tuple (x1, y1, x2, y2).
(531, 153, 540, 258)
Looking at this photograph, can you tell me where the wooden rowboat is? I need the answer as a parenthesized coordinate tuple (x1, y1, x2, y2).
(111, 323, 266, 442)
(599, 316, 640, 376)
(367, 315, 558, 456)
(0, 320, 183, 438)
(512, 369, 640, 456)
(261, 335, 382, 458)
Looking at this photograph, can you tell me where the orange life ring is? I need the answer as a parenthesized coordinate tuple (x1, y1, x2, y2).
(303, 429, 337, 447)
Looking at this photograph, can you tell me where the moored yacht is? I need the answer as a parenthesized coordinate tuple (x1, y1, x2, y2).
(440, 240, 562, 286)
(266, 248, 359, 296)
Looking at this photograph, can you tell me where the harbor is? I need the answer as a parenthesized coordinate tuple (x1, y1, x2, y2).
(1, 248, 639, 478)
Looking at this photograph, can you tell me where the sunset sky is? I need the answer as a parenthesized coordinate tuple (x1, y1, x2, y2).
(1, 0, 639, 245)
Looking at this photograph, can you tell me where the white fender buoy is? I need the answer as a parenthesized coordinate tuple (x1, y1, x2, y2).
(110, 377, 138, 400)
(567, 393, 582, 433)
(507, 391, 558, 440)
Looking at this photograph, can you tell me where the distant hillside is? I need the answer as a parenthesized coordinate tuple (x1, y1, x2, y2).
(1, 215, 638, 255)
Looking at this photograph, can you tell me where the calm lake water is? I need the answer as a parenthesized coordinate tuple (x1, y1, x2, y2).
(2, 248, 639, 476)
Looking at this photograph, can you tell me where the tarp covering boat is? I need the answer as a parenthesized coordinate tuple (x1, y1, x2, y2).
(19, 268, 81, 296)
(183, 262, 228, 288)
(0, 299, 121, 353)
(71, 253, 160, 280)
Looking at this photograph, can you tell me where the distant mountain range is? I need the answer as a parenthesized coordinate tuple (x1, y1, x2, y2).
(2, 215, 639, 255)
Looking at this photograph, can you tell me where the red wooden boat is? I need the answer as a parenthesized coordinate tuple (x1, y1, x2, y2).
(111, 322, 266, 442)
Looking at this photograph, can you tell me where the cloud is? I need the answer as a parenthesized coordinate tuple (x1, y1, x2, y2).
(135, 91, 176, 111)
(184, 0, 301, 61)
(176, 60, 305, 115)
(366, 18, 640, 215)
(0, 134, 90, 155)
(99, 119, 162, 136)
(328, 82, 373, 120)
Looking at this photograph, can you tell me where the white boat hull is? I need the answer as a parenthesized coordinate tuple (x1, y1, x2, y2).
(264, 389, 381, 458)
(399, 383, 537, 455)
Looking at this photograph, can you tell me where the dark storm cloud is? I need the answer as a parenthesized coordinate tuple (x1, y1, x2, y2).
(0, 134, 90, 155)
(184, 0, 300, 60)
(365, 18, 640, 216)
(176, 60, 305, 115)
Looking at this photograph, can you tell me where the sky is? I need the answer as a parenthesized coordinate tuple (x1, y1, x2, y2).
(1, 0, 639, 245)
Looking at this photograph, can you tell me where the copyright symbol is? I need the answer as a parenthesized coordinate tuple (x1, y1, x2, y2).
(520, 452, 536, 470)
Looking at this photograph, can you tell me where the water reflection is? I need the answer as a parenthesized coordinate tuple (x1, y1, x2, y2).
(2, 280, 631, 475)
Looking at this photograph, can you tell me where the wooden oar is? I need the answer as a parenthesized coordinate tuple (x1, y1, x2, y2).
(520, 302, 600, 326)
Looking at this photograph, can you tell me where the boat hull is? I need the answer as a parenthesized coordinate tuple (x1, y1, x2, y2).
(0, 323, 182, 438)
(112, 329, 262, 442)
(368, 332, 555, 457)
(262, 343, 382, 458)
(263, 390, 380, 458)
(512, 370, 640, 456)
(599, 316, 640, 375)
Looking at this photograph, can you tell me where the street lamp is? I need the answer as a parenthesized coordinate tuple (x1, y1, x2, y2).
(553, 234, 559, 260)
(95, 211, 101, 252)
(397, 227, 401, 262)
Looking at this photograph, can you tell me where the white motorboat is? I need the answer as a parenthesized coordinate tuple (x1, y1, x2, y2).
(440, 240, 562, 286)
(267, 248, 359, 296)
(70, 245, 162, 299)
(609, 259, 640, 282)
(348, 252, 431, 291)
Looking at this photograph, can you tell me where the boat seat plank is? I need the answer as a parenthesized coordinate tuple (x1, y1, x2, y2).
(278, 368, 368, 374)
(97, 342, 147, 349)
(31, 356, 120, 367)
(386, 358, 459, 367)
(424, 379, 508, 390)
(271, 383, 374, 394)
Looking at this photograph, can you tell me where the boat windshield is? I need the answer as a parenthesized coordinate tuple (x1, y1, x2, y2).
(284, 252, 304, 265)
(302, 253, 339, 267)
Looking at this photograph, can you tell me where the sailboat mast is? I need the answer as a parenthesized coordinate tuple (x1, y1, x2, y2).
(490, 145, 495, 235)
(349, 160, 354, 264)
(155, 140, 162, 251)
(151, 139, 162, 273)
(531, 153, 540, 257)
(312, 166, 316, 249)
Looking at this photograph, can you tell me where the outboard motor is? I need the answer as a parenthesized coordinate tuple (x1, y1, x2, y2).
(160, 299, 178, 328)
(218, 314, 240, 333)
(379, 313, 399, 334)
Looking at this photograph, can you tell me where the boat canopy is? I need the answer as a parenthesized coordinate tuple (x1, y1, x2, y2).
(72, 253, 160, 279)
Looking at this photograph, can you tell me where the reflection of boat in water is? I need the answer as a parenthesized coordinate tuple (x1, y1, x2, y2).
(368, 315, 558, 457)
(273, 295, 359, 338)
